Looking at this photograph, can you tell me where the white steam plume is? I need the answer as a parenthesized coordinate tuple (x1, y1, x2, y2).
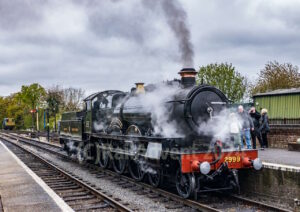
(127, 82, 183, 137)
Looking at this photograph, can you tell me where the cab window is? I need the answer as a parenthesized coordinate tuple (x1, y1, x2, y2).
(86, 101, 91, 111)
(99, 95, 112, 109)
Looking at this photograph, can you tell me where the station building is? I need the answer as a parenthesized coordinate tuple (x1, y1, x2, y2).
(253, 88, 300, 148)
(253, 88, 300, 125)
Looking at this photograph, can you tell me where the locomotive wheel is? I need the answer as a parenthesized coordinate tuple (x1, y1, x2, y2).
(98, 143, 110, 168)
(128, 159, 144, 181)
(175, 169, 196, 199)
(112, 153, 127, 174)
(126, 125, 144, 181)
(148, 169, 163, 187)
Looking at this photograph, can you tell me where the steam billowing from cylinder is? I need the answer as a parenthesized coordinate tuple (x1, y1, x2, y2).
(143, 0, 194, 67)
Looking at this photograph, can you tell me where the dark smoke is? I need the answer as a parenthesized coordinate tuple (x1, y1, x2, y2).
(143, 0, 194, 67)
(76, 0, 194, 67)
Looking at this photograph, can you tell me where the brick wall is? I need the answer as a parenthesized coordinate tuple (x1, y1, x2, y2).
(267, 126, 300, 149)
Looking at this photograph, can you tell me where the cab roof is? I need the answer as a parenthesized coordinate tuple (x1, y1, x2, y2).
(84, 90, 124, 101)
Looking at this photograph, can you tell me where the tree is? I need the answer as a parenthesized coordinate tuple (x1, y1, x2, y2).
(0, 97, 6, 128)
(0, 94, 29, 129)
(6, 94, 27, 129)
(252, 61, 300, 94)
(62, 87, 85, 111)
(197, 63, 247, 102)
(46, 85, 64, 132)
(19, 83, 46, 130)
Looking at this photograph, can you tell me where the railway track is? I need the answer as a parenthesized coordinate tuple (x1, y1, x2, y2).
(0, 133, 220, 212)
(0, 137, 132, 212)
(0, 132, 291, 212)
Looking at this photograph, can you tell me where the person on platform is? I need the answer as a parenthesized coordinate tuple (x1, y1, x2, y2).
(259, 108, 270, 148)
(229, 113, 242, 149)
(249, 107, 263, 149)
(237, 105, 254, 149)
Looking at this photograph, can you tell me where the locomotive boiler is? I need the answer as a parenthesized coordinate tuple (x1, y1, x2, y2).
(59, 68, 262, 199)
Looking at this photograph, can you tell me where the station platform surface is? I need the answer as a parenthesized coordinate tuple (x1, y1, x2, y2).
(258, 148, 300, 169)
(0, 140, 72, 212)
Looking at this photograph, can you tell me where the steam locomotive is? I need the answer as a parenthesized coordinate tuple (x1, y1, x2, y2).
(59, 68, 262, 198)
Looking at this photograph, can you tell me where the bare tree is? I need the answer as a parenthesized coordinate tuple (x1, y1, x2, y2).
(62, 87, 85, 111)
(252, 61, 300, 94)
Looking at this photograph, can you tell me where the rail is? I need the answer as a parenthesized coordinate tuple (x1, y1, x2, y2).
(0, 132, 292, 212)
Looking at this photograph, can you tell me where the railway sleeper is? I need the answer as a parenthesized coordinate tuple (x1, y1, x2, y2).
(69, 199, 106, 207)
(53, 185, 81, 191)
(59, 191, 90, 198)
(64, 195, 95, 202)
(46, 182, 76, 187)
(75, 202, 110, 211)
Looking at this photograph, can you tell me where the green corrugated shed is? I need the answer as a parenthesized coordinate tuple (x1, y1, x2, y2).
(253, 88, 300, 119)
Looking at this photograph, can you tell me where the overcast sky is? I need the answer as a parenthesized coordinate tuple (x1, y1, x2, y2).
(0, 0, 300, 96)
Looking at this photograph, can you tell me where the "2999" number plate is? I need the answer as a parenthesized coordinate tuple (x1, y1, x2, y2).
(224, 156, 241, 163)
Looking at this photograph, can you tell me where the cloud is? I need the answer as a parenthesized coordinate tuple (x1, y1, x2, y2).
(0, 0, 300, 96)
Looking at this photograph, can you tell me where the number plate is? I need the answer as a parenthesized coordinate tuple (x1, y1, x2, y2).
(224, 156, 241, 163)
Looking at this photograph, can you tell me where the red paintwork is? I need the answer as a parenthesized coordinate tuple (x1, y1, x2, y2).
(181, 150, 258, 173)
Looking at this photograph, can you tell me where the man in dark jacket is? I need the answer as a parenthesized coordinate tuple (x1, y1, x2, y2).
(237, 105, 254, 149)
(249, 107, 263, 149)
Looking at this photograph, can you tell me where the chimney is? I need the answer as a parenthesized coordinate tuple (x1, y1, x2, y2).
(135, 83, 145, 94)
(178, 68, 197, 87)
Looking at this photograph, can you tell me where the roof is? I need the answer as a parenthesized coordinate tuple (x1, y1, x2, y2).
(253, 88, 300, 97)
(84, 90, 124, 101)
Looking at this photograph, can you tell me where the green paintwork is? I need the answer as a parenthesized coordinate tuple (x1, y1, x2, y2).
(254, 94, 300, 119)
(60, 111, 83, 140)
(85, 100, 92, 133)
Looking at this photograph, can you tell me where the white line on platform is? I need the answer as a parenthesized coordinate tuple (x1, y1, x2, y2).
(0, 141, 74, 212)
(263, 162, 300, 172)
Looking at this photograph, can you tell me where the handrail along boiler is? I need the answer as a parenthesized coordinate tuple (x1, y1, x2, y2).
(59, 68, 262, 198)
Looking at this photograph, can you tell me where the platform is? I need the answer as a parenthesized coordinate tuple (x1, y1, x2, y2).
(259, 148, 300, 171)
(0, 141, 72, 212)
(241, 148, 300, 208)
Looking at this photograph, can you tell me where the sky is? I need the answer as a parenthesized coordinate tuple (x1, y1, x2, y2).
(0, 0, 300, 96)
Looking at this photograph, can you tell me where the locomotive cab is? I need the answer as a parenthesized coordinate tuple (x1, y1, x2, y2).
(83, 90, 126, 134)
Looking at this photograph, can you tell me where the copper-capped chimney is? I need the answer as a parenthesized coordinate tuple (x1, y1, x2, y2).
(135, 82, 145, 94)
(178, 68, 197, 87)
